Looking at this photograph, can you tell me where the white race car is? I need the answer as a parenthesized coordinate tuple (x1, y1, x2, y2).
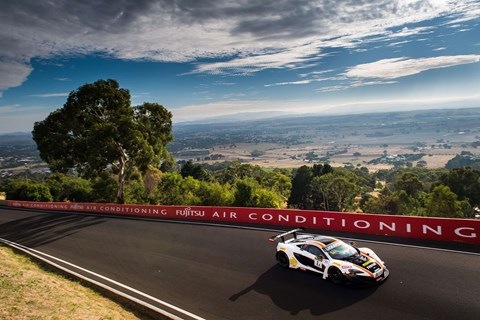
(269, 228, 389, 285)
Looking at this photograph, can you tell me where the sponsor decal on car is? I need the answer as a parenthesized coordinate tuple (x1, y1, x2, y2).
(324, 241, 340, 251)
(362, 260, 373, 267)
(289, 257, 298, 267)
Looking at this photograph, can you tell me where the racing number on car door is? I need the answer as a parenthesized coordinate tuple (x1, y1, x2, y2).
(314, 259, 325, 271)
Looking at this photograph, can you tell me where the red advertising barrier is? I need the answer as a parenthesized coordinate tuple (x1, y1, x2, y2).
(6, 200, 480, 244)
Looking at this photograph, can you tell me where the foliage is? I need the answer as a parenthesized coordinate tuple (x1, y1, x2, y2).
(32, 79, 173, 203)
(5, 180, 53, 202)
(213, 161, 265, 184)
(260, 171, 292, 201)
(233, 177, 284, 208)
(3, 153, 480, 217)
(123, 169, 148, 204)
(90, 173, 117, 203)
(424, 185, 463, 218)
(436, 167, 480, 207)
(250, 149, 265, 158)
(46, 173, 93, 202)
(195, 181, 234, 206)
(181, 160, 212, 181)
(288, 166, 313, 209)
(289, 165, 370, 212)
(143, 166, 163, 196)
(375, 167, 446, 191)
(154, 172, 194, 205)
(445, 151, 480, 170)
(310, 171, 360, 212)
(393, 172, 424, 197)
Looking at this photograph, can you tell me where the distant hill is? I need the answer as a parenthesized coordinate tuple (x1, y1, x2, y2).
(0, 132, 34, 145)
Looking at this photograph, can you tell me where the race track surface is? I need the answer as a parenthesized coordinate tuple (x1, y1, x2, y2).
(0, 207, 479, 320)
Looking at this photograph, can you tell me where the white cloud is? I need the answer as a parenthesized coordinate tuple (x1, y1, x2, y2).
(388, 26, 434, 39)
(345, 55, 480, 79)
(192, 43, 322, 75)
(0, 60, 32, 96)
(0, 0, 479, 93)
(264, 79, 313, 87)
(30, 93, 69, 98)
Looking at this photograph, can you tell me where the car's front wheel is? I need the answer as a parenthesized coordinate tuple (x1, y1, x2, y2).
(328, 267, 344, 284)
(276, 251, 290, 268)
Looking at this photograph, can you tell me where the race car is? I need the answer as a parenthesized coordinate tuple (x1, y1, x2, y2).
(269, 228, 389, 285)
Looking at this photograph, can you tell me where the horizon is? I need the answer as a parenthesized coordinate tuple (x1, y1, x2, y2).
(1, 105, 479, 136)
(1, 1, 480, 133)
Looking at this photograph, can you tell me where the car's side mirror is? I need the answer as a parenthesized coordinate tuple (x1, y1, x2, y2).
(349, 241, 356, 246)
(316, 256, 324, 261)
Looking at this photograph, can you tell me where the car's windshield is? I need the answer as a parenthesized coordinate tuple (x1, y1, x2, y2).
(325, 241, 357, 260)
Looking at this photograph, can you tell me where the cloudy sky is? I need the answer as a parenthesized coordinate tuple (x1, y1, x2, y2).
(1, 0, 479, 133)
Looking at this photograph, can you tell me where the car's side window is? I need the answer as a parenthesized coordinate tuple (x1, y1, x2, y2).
(304, 245, 326, 258)
(317, 249, 327, 259)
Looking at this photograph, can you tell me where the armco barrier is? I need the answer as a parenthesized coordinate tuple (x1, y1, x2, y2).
(6, 200, 480, 245)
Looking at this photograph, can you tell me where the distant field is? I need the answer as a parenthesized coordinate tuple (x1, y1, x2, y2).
(173, 108, 480, 171)
(203, 143, 473, 171)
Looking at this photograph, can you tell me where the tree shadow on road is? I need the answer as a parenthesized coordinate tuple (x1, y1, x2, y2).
(230, 265, 379, 316)
(0, 212, 105, 248)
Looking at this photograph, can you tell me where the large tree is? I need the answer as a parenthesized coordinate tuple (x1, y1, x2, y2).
(32, 79, 173, 203)
(425, 185, 463, 218)
(288, 165, 313, 209)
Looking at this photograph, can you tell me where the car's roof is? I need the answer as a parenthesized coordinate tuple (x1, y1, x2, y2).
(288, 234, 339, 247)
(307, 236, 337, 247)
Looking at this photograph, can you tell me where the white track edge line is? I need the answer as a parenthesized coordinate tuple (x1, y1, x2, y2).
(0, 238, 206, 320)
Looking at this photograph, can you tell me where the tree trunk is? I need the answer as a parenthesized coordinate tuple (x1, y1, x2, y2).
(116, 157, 127, 204)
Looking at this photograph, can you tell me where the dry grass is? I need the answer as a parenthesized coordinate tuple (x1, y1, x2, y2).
(0, 245, 142, 320)
(207, 142, 477, 172)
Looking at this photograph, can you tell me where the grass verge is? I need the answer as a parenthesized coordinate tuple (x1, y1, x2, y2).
(0, 245, 147, 320)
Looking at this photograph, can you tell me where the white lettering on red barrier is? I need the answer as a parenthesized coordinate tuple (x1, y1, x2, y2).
(454, 227, 476, 238)
(7, 201, 480, 244)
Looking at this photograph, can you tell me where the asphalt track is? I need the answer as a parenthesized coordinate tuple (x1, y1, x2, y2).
(0, 207, 479, 320)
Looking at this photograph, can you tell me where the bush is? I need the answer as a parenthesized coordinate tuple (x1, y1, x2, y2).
(6, 180, 53, 202)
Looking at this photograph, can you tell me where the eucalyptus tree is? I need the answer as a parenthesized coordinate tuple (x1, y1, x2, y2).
(32, 79, 173, 203)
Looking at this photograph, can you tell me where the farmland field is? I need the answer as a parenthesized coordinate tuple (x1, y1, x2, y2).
(171, 107, 480, 171)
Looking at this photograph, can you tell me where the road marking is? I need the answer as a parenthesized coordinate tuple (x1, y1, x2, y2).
(0, 238, 207, 320)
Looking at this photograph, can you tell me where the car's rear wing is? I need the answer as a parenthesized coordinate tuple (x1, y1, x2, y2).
(268, 227, 305, 243)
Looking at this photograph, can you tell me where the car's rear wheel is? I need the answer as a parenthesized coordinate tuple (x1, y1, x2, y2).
(328, 267, 344, 284)
(276, 251, 290, 268)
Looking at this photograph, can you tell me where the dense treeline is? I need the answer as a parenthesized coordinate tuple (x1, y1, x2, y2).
(1, 161, 479, 219)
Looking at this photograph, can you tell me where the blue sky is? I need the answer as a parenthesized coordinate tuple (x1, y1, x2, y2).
(1, 0, 480, 133)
